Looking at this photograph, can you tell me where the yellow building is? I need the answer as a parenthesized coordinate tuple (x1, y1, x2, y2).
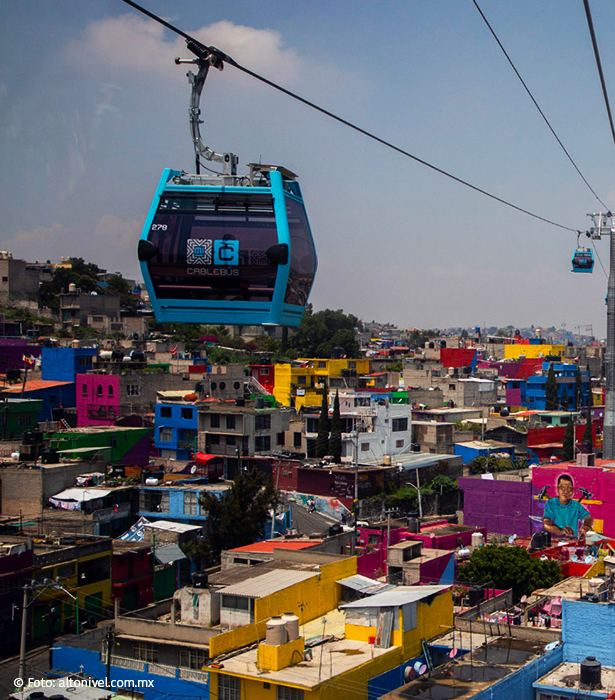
(503, 344, 565, 360)
(274, 358, 371, 410)
(31, 537, 112, 639)
(209, 584, 452, 700)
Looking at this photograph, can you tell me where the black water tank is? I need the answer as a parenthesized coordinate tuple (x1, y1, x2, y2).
(192, 572, 208, 588)
(235, 398, 245, 407)
(111, 349, 124, 361)
(580, 656, 601, 688)
(468, 586, 485, 607)
(329, 523, 343, 537)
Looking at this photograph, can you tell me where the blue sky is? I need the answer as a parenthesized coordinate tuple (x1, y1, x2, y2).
(2, 0, 615, 335)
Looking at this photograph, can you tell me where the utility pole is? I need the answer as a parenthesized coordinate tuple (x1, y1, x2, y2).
(105, 626, 114, 688)
(587, 214, 615, 458)
(18, 584, 30, 682)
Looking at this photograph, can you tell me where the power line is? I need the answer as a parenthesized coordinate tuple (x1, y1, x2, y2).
(472, 0, 609, 210)
(583, 0, 615, 152)
(119, 0, 578, 234)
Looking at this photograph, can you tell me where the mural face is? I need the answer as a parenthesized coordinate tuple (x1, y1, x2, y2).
(542, 473, 594, 539)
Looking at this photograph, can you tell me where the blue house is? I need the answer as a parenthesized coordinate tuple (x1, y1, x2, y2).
(154, 399, 198, 460)
(522, 363, 590, 411)
(138, 481, 230, 527)
(41, 346, 97, 382)
(1, 379, 74, 422)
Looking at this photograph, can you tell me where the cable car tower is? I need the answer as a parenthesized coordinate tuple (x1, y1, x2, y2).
(137, 39, 317, 328)
(585, 212, 615, 458)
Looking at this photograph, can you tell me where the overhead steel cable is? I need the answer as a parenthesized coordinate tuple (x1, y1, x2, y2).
(473, 0, 609, 210)
(119, 0, 578, 233)
(583, 0, 615, 153)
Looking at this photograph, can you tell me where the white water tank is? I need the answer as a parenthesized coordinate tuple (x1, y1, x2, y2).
(265, 616, 288, 646)
(145, 478, 159, 486)
(281, 613, 300, 640)
(471, 532, 484, 548)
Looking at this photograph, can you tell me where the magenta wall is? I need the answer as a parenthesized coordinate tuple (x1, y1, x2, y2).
(76, 374, 120, 427)
(458, 477, 539, 537)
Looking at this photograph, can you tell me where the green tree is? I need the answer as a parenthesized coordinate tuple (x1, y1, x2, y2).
(545, 363, 558, 411)
(288, 306, 360, 358)
(330, 390, 342, 463)
(457, 544, 562, 602)
(316, 384, 330, 458)
(575, 366, 584, 410)
(561, 387, 569, 411)
(197, 469, 278, 565)
(561, 417, 575, 462)
(582, 408, 593, 448)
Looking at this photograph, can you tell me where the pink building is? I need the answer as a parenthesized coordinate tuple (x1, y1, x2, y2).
(76, 374, 120, 427)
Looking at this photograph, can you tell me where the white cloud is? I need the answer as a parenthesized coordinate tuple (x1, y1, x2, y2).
(64, 14, 303, 85)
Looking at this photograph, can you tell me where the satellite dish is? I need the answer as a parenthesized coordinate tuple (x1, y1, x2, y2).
(545, 641, 560, 651)
(417, 664, 427, 676)
(520, 595, 527, 604)
(571, 554, 578, 562)
(508, 536, 515, 544)
(585, 555, 594, 564)
(449, 648, 458, 658)
(403, 666, 416, 683)
(191, 465, 197, 474)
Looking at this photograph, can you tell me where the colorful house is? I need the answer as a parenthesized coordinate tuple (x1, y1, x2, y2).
(76, 373, 120, 427)
(273, 358, 371, 409)
(41, 346, 97, 382)
(154, 398, 198, 460)
(48, 425, 153, 465)
(0, 379, 74, 422)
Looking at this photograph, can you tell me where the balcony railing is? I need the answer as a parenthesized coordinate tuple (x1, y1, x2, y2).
(179, 668, 210, 683)
(111, 655, 145, 671)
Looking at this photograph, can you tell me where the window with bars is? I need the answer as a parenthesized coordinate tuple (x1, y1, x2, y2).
(392, 417, 408, 432)
(219, 675, 241, 700)
(255, 414, 271, 431)
(179, 648, 208, 669)
(184, 491, 198, 515)
(159, 427, 173, 442)
(133, 642, 158, 663)
(277, 686, 304, 700)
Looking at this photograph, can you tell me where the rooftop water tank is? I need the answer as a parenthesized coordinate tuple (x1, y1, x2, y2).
(471, 532, 484, 548)
(265, 616, 288, 646)
(281, 613, 300, 641)
(580, 656, 601, 688)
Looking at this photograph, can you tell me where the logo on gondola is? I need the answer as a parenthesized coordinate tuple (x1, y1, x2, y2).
(187, 238, 239, 266)
(187, 239, 212, 265)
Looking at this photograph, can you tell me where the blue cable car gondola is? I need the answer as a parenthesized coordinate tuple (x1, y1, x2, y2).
(571, 248, 594, 273)
(138, 164, 317, 326)
(137, 38, 316, 327)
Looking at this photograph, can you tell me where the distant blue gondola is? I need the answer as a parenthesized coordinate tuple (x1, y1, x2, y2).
(138, 164, 317, 327)
(571, 248, 594, 273)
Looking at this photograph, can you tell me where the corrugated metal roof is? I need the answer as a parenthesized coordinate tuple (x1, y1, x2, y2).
(219, 569, 318, 598)
(340, 585, 450, 609)
(147, 520, 202, 533)
(50, 488, 111, 502)
(154, 543, 187, 565)
(337, 574, 395, 595)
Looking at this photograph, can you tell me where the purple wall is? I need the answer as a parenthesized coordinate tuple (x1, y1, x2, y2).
(458, 477, 540, 537)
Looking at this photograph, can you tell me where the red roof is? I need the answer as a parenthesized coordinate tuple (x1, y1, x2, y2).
(229, 540, 322, 553)
(2, 380, 73, 393)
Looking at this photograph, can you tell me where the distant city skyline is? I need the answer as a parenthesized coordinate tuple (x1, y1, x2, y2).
(2, 1, 615, 335)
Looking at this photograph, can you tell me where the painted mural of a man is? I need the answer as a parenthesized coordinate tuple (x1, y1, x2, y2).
(542, 473, 594, 538)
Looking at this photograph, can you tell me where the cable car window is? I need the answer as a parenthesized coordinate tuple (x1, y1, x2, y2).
(284, 197, 316, 306)
(146, 193, 279, 302)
